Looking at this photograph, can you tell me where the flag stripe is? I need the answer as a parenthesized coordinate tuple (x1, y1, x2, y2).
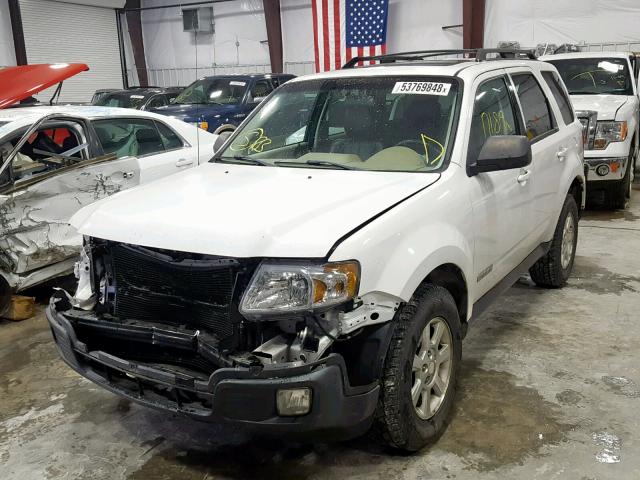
(322, 0, 331, 72)
(311, 0, 320, 73)
(333, 0, 341, 69)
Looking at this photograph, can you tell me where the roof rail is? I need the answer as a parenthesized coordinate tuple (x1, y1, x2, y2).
(342, 48, 537, 69)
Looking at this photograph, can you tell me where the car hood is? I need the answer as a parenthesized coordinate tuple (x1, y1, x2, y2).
(150, 103, 238, 120)
(570, 95, 630, 120)
(71, 162, 440, 258)
(0, 63, 89, 109)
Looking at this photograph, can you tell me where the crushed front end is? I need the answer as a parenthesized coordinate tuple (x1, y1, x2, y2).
(47, 238, 399, 439)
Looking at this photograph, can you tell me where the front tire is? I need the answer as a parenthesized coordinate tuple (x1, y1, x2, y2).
(606, 149, 633, 209)
(374, 284, 462, 452)
(529, 194, 578, 288)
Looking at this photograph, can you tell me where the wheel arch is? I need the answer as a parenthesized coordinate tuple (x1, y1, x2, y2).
(213, 124, 236, 135)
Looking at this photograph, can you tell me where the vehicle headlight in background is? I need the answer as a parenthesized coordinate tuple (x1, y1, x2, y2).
(240, 261, 359, 316)
(594, 121, 627, 149)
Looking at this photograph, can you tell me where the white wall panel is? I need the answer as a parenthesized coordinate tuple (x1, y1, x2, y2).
(0, 0, 16, 67)
(19, 0, 123, 102)
(485, 0, 640, 48)
(141, 0, 270, 70)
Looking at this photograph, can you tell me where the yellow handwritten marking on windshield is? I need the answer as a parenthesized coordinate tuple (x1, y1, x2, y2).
(420, 134, 445, 165)
(229, 128, 272, 153)
(481, 111, 512, 138)
(570, 71, 598, 87)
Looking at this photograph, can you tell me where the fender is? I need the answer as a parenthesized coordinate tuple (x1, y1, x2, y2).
(329, 166, 476, 321)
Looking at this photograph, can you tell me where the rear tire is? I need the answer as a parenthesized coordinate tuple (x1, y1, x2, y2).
(374, 284, 462, 452)
(529, 194, 578, 288)
(0, 276, 10, 317)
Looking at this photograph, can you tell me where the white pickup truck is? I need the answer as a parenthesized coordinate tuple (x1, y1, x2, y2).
(541, 52, 638, 208)
(47, 49, 585, 452)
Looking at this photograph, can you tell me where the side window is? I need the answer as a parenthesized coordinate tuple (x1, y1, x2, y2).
(468, 76, 518, 162)
(511, 73, 555, 140)
(250, 80, 274, 102)
(542, 71, 574, 125)
(3, 122, 88, 182)
(147, 96, 167, 109)
(93, 118, 165, 158)
(155, 121, 185, 150)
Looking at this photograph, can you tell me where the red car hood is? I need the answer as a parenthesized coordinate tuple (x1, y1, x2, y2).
(0, 63, 89, 109)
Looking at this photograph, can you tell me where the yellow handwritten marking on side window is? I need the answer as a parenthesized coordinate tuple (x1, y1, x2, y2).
(570, 71, 597, 87)
(420, 134, 445, 165)
(229, 128, 272, 153)
(480, 111, 512, 138)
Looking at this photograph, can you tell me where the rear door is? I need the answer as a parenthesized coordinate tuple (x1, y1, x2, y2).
(0, 116, 140, 276)
(466, 71, 535, 295)
(92, 117, 197, 183)
(507, 68, 573, 241)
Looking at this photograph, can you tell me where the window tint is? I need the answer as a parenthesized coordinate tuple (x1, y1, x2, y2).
(250, 80, 274, 101)
(512, 73, 554, 140)
(93, 118, 165, 158)
(542, 71, 574, 125)
(155, 121, 184, 150)
(468, 77, 518, 162)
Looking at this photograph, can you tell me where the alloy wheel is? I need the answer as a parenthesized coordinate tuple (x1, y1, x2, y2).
(411, 317, 453, 420)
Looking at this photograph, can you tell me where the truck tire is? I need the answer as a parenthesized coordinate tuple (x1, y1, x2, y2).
(606, 149, 633, 209)
(374, 284, 462, 452)
(529, 194, 578, 288)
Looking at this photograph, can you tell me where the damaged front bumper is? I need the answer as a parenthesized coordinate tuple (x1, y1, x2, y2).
(46, 300, 380, 440)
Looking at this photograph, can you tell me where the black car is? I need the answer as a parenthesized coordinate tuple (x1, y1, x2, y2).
(92, 86, 184, 111)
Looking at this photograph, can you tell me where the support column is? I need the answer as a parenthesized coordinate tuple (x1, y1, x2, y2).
(463, 0, 485, 49)
(124, 0, 149, 86)
(8, 0, 27, 65)
(263, 0, 283, 73)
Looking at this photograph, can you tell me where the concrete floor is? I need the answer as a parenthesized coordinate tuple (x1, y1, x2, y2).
(2, 186, 640, 480)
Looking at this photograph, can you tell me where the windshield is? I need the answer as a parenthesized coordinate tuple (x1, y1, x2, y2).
(95, 92, 149, 109)
(548, 57, 634, 95)
(216, 76, 460, 172)
(173, 78, 248, 105)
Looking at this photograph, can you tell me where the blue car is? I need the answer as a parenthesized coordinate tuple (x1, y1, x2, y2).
(150, 74, 295, 134)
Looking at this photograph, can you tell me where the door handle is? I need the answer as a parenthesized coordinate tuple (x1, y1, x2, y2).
(123, 171, 135, 179)
(175, 158, 194, 167)
(557, 147, 569, 160)
(517, 169, 531, 185)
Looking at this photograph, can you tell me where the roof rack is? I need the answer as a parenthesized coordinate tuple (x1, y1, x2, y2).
(342, 48, 537, 69)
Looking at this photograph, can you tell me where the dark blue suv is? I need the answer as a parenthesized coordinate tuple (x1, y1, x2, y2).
(150, 74, 295, 134)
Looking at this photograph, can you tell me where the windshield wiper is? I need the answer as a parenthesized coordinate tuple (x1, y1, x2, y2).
(304, 160, 362, 170)
(215, 155, 270, 166)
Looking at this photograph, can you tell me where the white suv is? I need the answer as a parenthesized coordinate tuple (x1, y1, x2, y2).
(47, 49, 585, 451)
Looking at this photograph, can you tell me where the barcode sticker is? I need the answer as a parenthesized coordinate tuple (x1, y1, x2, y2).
(391, 82, 451, 96)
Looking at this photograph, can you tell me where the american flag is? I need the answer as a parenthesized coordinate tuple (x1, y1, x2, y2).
(311, 0, 389, 72)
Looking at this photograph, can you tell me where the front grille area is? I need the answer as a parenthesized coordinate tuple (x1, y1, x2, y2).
(107, 242, 241, 340)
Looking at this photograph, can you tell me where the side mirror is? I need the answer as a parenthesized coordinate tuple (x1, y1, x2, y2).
(213, 131, 233, 153)
(468, 135, 531, 176)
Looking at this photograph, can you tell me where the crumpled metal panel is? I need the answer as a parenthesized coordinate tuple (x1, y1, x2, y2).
(0, 156, 139, 290)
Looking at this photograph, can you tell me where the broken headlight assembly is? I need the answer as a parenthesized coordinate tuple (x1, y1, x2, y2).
(240, 261, 359, 316)
(594, 121, 627, 149)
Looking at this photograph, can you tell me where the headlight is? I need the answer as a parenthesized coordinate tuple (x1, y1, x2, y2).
(594, 121, 627, 149)
(240, 261, 359, 316)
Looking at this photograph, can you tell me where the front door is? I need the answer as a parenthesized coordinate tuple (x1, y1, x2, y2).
(0, 116, 140, 279)
(466, 72, 535, 297)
